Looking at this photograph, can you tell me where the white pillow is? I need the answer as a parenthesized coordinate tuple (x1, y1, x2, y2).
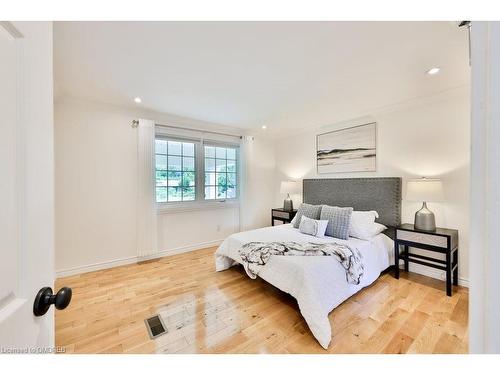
(298, 216, 329, 238)
(371, 222, 388, 237)
(349, 210, 386, 240)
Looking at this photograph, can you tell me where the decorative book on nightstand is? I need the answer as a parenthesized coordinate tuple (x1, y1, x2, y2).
(271, 208, 297, 226)
(394, 223, 459, 296)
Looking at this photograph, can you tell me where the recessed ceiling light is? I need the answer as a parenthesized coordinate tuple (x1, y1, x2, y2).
(134, 97, 142, 103)
(426, 67, 441, 75)
(261, 125, 267, 130)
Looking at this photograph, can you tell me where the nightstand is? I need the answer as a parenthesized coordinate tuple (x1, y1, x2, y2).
(394, 223, 459, 296)
(271, 208, 297, 226)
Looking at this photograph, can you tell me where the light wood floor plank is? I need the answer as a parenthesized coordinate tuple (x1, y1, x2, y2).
(55, 246, 468, 354)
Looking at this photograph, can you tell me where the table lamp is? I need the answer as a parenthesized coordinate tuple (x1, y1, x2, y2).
(406, 177, 444, 231)
(280, 181, 301, 211)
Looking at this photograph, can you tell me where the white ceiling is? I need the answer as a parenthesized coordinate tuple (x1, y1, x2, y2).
(54, 21, 470, 133)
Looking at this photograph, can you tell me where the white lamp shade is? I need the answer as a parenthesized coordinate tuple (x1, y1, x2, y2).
(280, 180, 301, 194)
(406, 178, 444, 202)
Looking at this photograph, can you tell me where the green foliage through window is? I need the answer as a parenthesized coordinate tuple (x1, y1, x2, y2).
(155, 140, 196, 202)
(204, 146, 237, 200)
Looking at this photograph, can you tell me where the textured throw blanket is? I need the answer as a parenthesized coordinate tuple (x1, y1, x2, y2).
(238, 241, 364, 285)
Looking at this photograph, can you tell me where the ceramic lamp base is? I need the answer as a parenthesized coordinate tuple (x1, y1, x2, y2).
(283, 194, 294, 211)
(414, 202, 436, 231)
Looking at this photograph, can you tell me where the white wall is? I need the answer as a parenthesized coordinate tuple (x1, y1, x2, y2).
(240, 136, 277, 231)
(56, 87, 469, 284)
(157, 207, 239, 252)
(272, 87, 470, 284)
(55, 98, 137, 274)
(55, 97, 274, 275)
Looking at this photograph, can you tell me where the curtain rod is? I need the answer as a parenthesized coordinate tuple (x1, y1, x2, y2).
(131, 119, 242, 139)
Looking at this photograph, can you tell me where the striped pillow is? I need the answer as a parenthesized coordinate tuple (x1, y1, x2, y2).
(292, 203, 322, 228)
(320, 205, 353, 240)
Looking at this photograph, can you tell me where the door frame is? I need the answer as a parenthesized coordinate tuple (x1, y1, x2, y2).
(470, 21, 500, 353)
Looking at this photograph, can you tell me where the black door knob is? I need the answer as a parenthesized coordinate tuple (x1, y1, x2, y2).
(33, 287, 72, 317)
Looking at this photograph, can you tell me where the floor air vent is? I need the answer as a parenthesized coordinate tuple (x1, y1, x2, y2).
(145, 315, 167, 339)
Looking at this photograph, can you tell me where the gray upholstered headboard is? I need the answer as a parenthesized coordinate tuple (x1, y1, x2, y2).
(303, 177, 402, 227)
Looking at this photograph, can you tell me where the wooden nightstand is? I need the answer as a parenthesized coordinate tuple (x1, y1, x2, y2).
(394, 223, 459, 296)
(271, 208, 297, 226)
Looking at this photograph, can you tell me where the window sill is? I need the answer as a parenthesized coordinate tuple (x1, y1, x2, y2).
(156, 200, 240, 215)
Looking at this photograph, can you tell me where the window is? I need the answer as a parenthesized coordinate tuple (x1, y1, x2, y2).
(155, 139, 196, 203)
(204, 145, 238, 200)
(155, 135, 239, 205)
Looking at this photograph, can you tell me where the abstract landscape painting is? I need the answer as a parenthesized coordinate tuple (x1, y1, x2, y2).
(317, 122, 376, 173)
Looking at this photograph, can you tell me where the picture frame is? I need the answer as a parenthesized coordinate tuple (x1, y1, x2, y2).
(316, 122, 377, 173)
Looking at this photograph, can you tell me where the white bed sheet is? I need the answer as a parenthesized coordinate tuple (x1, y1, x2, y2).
(215, 224, 394, 349)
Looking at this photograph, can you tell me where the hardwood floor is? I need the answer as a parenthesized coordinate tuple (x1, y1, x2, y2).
(55, 247, 468, 354)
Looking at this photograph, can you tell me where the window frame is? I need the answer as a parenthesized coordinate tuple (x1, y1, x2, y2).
(155, 134, 240, 212)
(202, 142, 240, 202)
(154, 136, 197, 204)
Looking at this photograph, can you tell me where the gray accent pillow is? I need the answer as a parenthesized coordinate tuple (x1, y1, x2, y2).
(292, 203, 322, 228)
(320, 205, 354, 240)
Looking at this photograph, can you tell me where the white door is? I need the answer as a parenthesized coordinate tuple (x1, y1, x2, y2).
(0, 21, 56, 353)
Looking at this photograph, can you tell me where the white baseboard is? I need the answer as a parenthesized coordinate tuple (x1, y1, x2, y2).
(55, 239, 224, 278)
(57, 241, 470, 289)
(400, 262, 469, 288)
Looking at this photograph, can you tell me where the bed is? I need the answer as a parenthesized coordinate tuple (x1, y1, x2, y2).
(215, 177, 401, 349)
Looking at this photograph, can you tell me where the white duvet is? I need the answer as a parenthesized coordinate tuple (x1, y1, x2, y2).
(215, 224, 394, 349)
